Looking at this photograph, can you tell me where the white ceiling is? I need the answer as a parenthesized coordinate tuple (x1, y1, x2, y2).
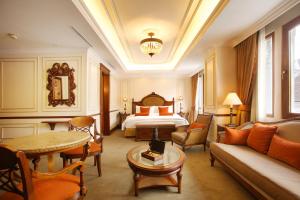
(0, 0, 298, 77)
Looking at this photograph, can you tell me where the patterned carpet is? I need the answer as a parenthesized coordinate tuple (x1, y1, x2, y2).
(37, 129, 254, 200)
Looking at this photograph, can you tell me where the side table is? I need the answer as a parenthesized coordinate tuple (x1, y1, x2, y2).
(119, 112, 130, 128)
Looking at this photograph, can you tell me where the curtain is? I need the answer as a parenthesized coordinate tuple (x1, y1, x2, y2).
(235, 32, 258, 125)
(190, 73, 199, 122)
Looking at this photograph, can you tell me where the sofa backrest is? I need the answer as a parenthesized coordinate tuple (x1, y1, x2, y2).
(238, 118, 300, 143)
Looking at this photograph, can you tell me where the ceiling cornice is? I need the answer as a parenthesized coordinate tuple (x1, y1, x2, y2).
(230, 0, 300, 47)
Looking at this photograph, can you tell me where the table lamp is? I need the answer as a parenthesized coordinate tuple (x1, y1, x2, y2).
(223, 92, 242, 127)
(123, 97, 128, 113)
(178, 96, 183, 113)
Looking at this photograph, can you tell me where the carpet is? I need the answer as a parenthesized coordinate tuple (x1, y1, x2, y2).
(37, 129, 254, 200)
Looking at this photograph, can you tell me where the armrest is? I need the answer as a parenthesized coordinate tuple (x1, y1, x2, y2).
(32, 161, 84, 179)
(217, 131, 225, 143)
(176, 125, 189, 132)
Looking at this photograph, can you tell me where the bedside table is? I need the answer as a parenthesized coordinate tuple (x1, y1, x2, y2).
(178, 112, 189, 120)
(119, 112, 130, 128)
(216, 124, 239, 142)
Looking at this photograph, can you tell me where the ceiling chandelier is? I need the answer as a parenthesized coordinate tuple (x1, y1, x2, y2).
(140, 32, 163, 57)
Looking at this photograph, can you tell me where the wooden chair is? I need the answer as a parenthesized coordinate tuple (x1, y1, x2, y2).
(60, 116, 103, 177)
(0, 145, 86, 200)
(171, 113, 213, 151)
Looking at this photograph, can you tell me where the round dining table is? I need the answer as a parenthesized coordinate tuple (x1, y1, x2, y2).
(0, 131, 90, 172)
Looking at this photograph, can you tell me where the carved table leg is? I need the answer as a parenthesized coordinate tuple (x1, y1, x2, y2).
(177, 168, 183, 193)
(32, 156, 41, 171)
(133, 173, 139, 196)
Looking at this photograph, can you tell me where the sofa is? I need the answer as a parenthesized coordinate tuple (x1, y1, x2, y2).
(210, 118, 300, 200)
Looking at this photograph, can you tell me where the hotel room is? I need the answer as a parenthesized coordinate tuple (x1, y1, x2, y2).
(0, 0, 299, 199)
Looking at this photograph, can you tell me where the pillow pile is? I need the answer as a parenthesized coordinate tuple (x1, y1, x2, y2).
(135, 106, 150, 116)
(223, 123, 300, 170)
(158, 106, 173, 116)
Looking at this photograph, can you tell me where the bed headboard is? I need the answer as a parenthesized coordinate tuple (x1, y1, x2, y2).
(132, 92, 175, 114)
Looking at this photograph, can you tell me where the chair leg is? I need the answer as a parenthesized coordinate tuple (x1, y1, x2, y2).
(62, 156, 68, 168)
(94, 156, 97, 166)
(70, 158, 73, 164)
(95, 154, 102, 177)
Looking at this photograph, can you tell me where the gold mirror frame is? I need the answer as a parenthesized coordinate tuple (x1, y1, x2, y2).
(46, 63, 76, 107)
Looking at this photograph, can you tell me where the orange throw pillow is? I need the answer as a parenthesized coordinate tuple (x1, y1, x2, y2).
(158, 107, 169, 115)
(247, 123, 277, 154)
(268, 135, 300, 170)
(140, 106, 150, 114)
(223, 128, 250, 145)
(135, 112, 149, 116)
(187, 122, 206, 132)
(159, 113, 173, 116)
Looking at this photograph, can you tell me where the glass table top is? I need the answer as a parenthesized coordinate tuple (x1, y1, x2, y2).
(129, 145, 181, 167)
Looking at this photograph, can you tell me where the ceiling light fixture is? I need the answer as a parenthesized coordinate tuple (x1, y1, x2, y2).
(140, 32, 163, 57)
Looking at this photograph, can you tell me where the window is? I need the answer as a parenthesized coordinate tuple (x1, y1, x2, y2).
(265, 32, 274, 116)
(282, 16, 300, 118)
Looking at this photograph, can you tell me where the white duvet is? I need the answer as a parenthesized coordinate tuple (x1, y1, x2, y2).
(121, 113, 189, 130)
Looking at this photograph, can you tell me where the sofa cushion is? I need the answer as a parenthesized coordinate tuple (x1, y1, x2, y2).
(211, 142, 300, 200)
(223, 128, 250, 145)
(247, 123, 277, 154)
(276, 121, 300, 143)
(268, 135, 300, 170)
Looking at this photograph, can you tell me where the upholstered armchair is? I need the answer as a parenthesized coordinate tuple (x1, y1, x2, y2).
(0, 145, 87, 200)
(171, 114, 213, 151)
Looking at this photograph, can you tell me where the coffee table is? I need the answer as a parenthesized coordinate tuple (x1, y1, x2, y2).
(127, 144, 185, 196)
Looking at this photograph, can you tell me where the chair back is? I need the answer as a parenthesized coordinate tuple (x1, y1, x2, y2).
(0, 145, 34, 200)
(195, 113, 213, 140)
(69, 116, 95, 137)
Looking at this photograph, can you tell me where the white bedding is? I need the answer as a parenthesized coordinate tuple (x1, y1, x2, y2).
(121, 113, 189, 130)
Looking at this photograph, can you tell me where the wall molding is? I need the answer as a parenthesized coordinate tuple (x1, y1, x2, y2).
(231, 0, 300, 47)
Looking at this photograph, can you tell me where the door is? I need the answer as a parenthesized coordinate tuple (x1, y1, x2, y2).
(100, 64, 110, 135)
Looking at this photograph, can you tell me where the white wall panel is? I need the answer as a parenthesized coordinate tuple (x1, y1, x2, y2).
(0, 58, 37, 112)
(1, 124, 37, 139)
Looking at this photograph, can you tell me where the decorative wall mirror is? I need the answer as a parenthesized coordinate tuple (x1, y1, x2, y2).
(46, 63, 76, 107)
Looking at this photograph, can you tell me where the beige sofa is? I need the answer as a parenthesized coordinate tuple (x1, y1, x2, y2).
(210, 118, 300, 200)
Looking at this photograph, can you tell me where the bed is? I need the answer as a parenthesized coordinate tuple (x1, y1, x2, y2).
(122, 92, 189, 139)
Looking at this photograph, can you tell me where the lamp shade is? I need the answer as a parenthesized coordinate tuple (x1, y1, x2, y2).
(223, 92, 242, 107)
(123, 97, 128, 102)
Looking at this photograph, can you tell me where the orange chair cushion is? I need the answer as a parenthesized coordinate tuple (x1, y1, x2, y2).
(247, 123, 277, 154)
(0, 174, 81, 200)
(268, 135, 300, 170)
(63, 141, 101, 155)
(135, 112, 149, 116)
(140, 106, 150, 114)
(158, 106, 169, 115)
(223, 128, 251, 145)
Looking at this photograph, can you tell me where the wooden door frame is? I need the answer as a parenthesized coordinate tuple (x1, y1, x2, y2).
(100, 64, 110, 135)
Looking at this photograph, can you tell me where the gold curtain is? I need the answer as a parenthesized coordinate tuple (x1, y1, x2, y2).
(190, 73, 199, 122)
(235, 32, 258, 125)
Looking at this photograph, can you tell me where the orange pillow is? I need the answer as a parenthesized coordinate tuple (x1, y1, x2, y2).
(223, 128, 250, 145)
(247, 123, 277, 154)
(159, 113, 173, 116)
(158, 106, 169, 114)
(140, 106, 150, 114)
(268, 135, 300, 170)
(135, 112, 149, 116)
(187, 122, 206, 132)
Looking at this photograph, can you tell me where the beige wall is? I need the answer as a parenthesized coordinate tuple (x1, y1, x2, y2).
(0, 48, 121, 138)
(203, 47, 237, 141)
(121, 77, 191, 114)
